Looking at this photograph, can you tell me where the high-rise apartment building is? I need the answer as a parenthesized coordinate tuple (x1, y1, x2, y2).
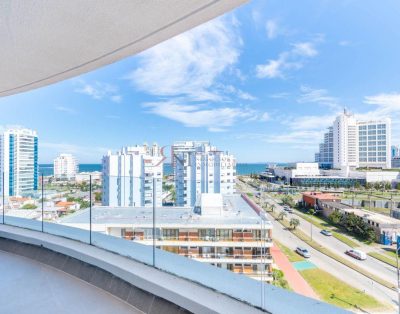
(316, 111, 391, 169)
(102, 144, 164, 207)
(53, 153, 78, 180)
(315, 127, 333, 168)
(333, 110, 358, 169)
(173, 141, 236, 206)
(0, 128, 38, 196)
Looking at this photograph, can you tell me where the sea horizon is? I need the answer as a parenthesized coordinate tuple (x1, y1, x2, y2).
(39, 162, 289, 176)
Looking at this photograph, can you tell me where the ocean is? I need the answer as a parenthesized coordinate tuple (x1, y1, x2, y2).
(39, 163, 271, 176)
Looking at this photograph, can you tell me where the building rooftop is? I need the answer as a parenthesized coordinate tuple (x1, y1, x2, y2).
(302, 192, 341, 200)
(60, 194, 271, 229)
(322, 201, 400, 226)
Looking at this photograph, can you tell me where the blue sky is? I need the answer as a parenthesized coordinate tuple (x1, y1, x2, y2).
(1, 0, 400, 163)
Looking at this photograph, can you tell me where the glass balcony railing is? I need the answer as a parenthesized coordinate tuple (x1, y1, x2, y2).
(0, 172, 333, 313)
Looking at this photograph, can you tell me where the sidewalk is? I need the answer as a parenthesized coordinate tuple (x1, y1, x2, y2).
(271, 245, 318, 299)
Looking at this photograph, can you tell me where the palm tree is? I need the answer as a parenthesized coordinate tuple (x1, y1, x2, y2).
(278, 211, 287, 221)
(271, 204, 276, 213)
(289, 218, 300, 230)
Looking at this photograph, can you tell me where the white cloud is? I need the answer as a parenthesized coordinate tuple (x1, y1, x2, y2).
(74, 80, 122, 103)
(256, 37, 322, 79)
(292, 42, 318, 57)
(284, 114, 337, 131)
(127, 17, 241, 102)
(55, 106, 76, 114)
(266, 20, 278, 39)
(364, 93, 400, 111)
(297, 85, 340, 109)
(256, 57, 285, 79)
(142, 100, 267, 132)
(237, 90, 256, 100)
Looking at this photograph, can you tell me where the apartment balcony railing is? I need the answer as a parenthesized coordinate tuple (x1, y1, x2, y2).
(0, 173, 346, 313)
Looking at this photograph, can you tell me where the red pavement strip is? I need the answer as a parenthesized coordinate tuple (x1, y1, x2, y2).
(271, 245, 319, 299)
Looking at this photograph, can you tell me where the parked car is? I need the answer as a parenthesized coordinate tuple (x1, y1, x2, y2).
(321, 229, 332, 236)
(345, 249, 367, 260)
(296, 247, 311, 258)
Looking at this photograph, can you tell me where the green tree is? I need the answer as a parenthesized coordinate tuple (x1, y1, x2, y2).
(94, 192, 102, 202)
(270, 204, 276, 213)
(21, 203, 37, 209)
(281, 195, 294, 207)
(278, 211, 287, 221)
(289, 218, 300, 230)
(328, 210, 342, 224)
(272, 269, 290, 290)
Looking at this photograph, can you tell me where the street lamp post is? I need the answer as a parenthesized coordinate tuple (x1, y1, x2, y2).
(397, 243, 400, 314)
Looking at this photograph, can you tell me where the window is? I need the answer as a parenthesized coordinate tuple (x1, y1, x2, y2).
(216, 229, 233, 240)
(162, 229, 179, 240)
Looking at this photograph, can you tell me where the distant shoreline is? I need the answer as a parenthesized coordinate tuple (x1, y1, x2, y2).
(39, 163, 280, 176)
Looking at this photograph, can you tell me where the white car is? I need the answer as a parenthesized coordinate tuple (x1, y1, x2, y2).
(296, 247, 311, 258)
(345, 249, 367, 260)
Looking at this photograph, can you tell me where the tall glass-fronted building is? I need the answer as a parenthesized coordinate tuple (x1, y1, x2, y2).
(0, 128, 38, 196)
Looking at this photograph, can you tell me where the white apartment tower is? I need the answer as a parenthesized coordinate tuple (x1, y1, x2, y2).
(173, 141, 236, 207)
(0, 128, 38, 196)
(333, 110, 358, 169)
(102, 144, 164, 207)
(53, 154, 78, 180)
(316, 111, 391, 169)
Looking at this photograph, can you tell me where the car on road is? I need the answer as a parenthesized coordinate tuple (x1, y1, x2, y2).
(345, 249, 367, 260)
(321, 229, 332, 236)
(296, 247, 311, 258)
(283, 206, 294, 213)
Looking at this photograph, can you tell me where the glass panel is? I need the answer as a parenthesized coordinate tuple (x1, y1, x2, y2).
(43, 173, 91, 243)
(3, 171, 42, 231)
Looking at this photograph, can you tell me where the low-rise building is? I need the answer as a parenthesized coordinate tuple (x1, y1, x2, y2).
(60, 193, 273, 281)
(320, 201, 400, 243)
(302, 192, 341, 209)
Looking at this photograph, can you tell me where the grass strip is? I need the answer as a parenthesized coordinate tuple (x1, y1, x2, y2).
(368, 252, 397, 268)
(294, 211, 360, 248)
(300, 268, 386, 310)
(274, 240, 304, 262)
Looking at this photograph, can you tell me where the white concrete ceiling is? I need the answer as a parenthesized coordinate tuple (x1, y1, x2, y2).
(0, 0, 247, 97)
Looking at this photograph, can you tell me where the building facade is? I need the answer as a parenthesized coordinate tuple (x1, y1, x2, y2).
(357, 119, 391, 169)
(0, 128, 38, 196)
(53, 153, 78, 180)
(61, 194, 273, 282)
(315, 127, 333, 168)
(102, 144, 164, 207)
(173, 141, 236, 207)
(316, 111, 391, 169)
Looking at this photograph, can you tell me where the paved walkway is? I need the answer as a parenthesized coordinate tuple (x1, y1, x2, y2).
(271, 245, 319, 300)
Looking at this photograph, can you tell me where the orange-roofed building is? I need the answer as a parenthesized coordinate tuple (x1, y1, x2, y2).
(302, 191, 341, 209)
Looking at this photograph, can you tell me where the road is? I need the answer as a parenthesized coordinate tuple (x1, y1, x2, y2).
(266, 195, 397, 287)
(238, 181, 398, 311)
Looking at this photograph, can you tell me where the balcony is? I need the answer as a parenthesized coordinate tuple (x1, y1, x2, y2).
(0, 216, 345, 314)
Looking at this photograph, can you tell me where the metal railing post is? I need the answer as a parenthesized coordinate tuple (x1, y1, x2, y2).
(2, 172, 4, 224)
(89, 175, 92, 245)
(41, 174, 44, 232)
(152, 176, 156, 267)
